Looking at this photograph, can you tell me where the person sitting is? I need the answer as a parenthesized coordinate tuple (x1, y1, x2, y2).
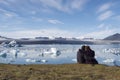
(77, 45, 86, 64)
(84, 46, 98, 64)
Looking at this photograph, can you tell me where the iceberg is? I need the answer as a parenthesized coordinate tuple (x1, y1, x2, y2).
(25, 59, 47, 63)
(72, 59, 77, 62)
(0, 40, 22, 48)
(0, 50, 7, 58)
(0, 42, 8, 47)
(103, 59, 115, 66)
(8, 40, 22, 47)
(18, 52, 27, 57)
(42, 48, 61, 57)
(26, 59, 36, 63)
(9, 49, 19, 58)
(41, 59, 47, 63)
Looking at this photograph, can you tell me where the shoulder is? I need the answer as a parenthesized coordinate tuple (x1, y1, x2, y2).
(91, 50, 94, 52)
(77, 49, 82, 53)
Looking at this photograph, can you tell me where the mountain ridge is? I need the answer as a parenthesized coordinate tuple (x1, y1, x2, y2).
(103, 33, 120, 40)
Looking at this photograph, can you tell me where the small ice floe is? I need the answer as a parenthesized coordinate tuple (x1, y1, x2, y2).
(0, 50, 7, 58)
(72, 59, 77, 62)
(26, 59, 36, 63)
(103, 58, 115, 63)
(42, 48, 61, 58)
(9, 49, 19, 58)
(103, 58, 115, 66)
(41, 59, 47, 63)
(35, 60, 41, 62)
(26, 59, 47, 63)
(18, 52, 27, 57)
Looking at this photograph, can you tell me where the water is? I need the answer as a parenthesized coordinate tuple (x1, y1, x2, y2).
(0, 44, 120, 66)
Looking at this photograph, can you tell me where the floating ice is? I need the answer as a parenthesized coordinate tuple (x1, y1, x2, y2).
(72, 59, 77, 62)
(42, 48, 61, 58)
(8, 40, 22, 47)
(18, 52, 27, 57)
(0, 42, 8, 47)
(25, 59, 47, 63)
(41, 59, 47, 63)
(0, 40, 22, 47)
(103, 59, 115, 66)
(9, 49, 19, 58)
(103, 59, 115, 63)
(26, 59, 36, 63)
(0, 50, 7, 58)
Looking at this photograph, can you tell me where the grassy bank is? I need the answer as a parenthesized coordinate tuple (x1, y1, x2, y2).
(0, 64, 120, 80)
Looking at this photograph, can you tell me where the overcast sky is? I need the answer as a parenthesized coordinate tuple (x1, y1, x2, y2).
(0, 0, 120, 39)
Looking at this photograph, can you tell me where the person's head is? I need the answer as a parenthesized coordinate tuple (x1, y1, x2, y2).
(85, 46, 91, 51)
(81, 45, 85, 51)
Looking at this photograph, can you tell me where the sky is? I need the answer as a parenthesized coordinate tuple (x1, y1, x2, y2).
(0, 0, 120, 39)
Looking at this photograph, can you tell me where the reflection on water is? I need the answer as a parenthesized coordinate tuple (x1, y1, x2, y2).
(0, 44, 120, 66)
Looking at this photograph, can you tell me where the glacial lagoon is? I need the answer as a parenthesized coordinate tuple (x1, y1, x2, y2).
(0, 44, 120, 66)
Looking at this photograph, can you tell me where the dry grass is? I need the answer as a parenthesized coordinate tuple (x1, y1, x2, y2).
(0, 64, 120, 80)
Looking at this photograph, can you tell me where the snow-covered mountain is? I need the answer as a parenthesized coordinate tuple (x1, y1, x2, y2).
(0, 36, 12, 40)
(104, 33, 120, 41)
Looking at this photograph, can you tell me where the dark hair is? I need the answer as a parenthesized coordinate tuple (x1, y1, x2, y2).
(81, 45, 85, 51)
(85, 46, 91, 51)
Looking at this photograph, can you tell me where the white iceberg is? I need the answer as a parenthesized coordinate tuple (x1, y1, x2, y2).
(25, 59, 48, 63)
(0, 50, 7, 58)
(103, 59, 115, 63)
(103, 59, 115, 66)
(42, 48, 61, 57)
(1, 40, 22, 48)
(18, 52, 27, 57)
(9, 49, 19, 58)
(8, 40, 21, 47)
(41, 59, 47, 63)
(72, 59, 77, 62)
(26, 59, 36, 63)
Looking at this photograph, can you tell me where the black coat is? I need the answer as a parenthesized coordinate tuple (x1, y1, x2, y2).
(84, 50, 98, 64)
(77, 49, 86, 64)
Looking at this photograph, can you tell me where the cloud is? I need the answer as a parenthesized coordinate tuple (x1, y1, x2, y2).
(0, 26, 117, 39)
(0, 27, 118, 39)
(113, 15, 120, 21)
(97, 23, 112, 30)
(81, 29, 116, 39)
(98, 10, 113, 21)
(0, 29, 78, 39)
(97, 23, 105, 29)
(48, 19, 64, 24)
(70, 0, 89, 10)
(31, 17, 43, 22)
(0, 0, 89, 14)
(97, 2, 112, 13)
(0, 0, 89, 21)
(0, 0, 9, 5)
(0, 8, 18, 18)
(30, 0, 89, 12)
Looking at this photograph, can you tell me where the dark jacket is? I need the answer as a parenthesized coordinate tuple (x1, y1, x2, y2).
(77, 49, 86, 64)
(84, 50, 98, 64)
